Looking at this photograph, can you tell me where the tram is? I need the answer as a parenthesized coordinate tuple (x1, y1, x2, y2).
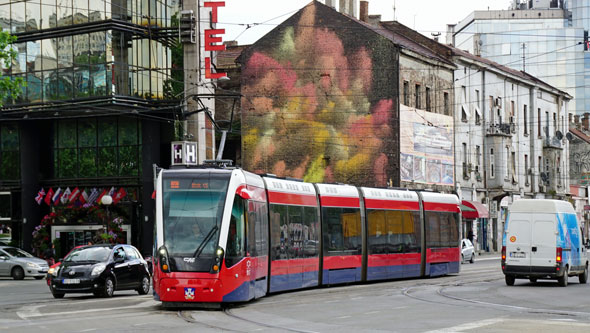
(152, 166, 461, 306)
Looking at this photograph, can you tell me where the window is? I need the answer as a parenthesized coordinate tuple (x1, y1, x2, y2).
(475, 108, 481, 125)
(474, 89, 480, 107)
(511, 151, 516, 181)
(226, 195, 246, 267)
(475, 146, 481, 167)
(523, 105, 528, 135)
(443, 92, 449, 115)
(538, 108, 541, 137)
(553, 112, 557, 133)
(367, 209, 421, 254)
(510, 100, 515, 117)
(538, 156, 542, 173)
(461, 106, 467, 122)
(0, 123, 20, 180)
(53, 117, 141, 179)
(270, 204, 319, 260)
(524, 154, 529, 183)
(426, 86, 431, 111)
(490, 148, 495, 178)
(322, 207, 361, 255)
(425, 212, 459, 248)
(403, 81, 409, 105)
(415, 84, 421, 109)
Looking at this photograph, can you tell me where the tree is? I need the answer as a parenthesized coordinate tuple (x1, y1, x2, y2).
(0, 31, 25, 106)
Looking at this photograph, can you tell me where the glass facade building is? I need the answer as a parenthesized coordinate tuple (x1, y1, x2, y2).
(0, 0, 180, 254)
(449, 1, 588, 115)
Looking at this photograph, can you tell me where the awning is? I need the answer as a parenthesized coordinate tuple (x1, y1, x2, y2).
(461, 200, 489, 219)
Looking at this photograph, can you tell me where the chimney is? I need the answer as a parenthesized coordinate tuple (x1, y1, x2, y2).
(223, 40, 238, 47)
(360, 1, 368, 22)
(583, 113, 590, 131)
(338, 0, 356, 17)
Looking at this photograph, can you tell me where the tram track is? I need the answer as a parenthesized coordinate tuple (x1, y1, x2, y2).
(403, 277, 590, 320)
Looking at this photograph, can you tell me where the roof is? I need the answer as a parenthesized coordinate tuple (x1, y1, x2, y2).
(451, 47, 570, 98)
(569, 127, 590, 144)
(217, 45, 249, 69)
(238, 1, 455, 68)
(509, 199, 575, 214)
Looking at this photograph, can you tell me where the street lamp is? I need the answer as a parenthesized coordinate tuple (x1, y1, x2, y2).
(101, 195, 113, 243)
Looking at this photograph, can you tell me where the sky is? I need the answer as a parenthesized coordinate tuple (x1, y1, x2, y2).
(217, 0, 512, 45)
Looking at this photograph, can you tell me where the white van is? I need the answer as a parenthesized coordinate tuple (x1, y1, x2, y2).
(502, 199, 589, 286)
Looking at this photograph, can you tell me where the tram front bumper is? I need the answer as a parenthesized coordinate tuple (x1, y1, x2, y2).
(158, 277, 223, 303)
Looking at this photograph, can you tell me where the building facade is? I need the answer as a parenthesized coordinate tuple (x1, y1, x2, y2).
(0, 0, 180, 255)
(452, 48, 571, 252)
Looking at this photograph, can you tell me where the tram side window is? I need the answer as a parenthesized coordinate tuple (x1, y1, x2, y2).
(303, 206, 320, 258)
(425, 212, 459, 248)
(270, 204, 288, 260)
(249, 201, 268, 256)
(367, 210, 420, 254)
(288, 206, 304, 259)
(226, 196, 246, 267)
(322, 207, 361, 255)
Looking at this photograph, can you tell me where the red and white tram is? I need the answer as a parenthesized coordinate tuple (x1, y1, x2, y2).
(152, 167, 460, 307)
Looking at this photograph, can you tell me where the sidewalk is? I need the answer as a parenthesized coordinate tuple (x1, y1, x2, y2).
(475, 250, 501, 260)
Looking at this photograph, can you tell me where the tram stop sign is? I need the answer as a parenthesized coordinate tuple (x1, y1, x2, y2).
(171, 141, 198, 166)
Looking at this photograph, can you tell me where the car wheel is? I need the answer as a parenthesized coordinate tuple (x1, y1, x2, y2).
(11, 266, 24, 280)
(469, 253, 475, 264)
(558, 266, 568, 287)
(51, 291, 65, 299)
(579, 265, 588, 284)
(102, 277, 115, 297)
(461, 254, 464, 264)
(529, 278, 537, 283)
(137, 275, 150, 295)
(505, 274, 515, 286)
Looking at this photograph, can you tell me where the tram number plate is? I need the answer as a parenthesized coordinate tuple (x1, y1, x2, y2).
(510, 252, 526, 258)
(62, 278, 80, 284)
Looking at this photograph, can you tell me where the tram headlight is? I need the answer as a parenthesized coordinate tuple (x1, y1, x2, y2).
(211, 247, 224, 273)
(158, 245, 170, 273)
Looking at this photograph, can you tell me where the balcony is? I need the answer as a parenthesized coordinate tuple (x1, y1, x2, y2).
(486, 122, 513, 136)
(543, 136, 563, 149)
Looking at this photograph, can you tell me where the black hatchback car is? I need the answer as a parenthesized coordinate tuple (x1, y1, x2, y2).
(47, 244, 151, 298)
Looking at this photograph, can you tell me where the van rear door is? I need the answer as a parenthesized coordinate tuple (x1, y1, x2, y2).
(505, 214, 531, 267)
(530, 214, 557, 268)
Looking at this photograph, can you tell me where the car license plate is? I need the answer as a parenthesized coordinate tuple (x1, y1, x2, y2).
(62, 279, 80, 284)
(510, 252, 526, 258)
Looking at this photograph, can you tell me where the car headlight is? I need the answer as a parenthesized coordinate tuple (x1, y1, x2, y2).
(27, 262, 40, 269)
(91, 264, 106, 276)
(47, 267, 56, 276)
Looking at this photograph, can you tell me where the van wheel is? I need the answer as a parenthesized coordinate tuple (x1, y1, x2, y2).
(579, 265, 588, 284)
(505, 275, 515, 286)
(558, 267, 568, 287)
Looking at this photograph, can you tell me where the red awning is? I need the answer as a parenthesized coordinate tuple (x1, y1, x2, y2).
(461, 200, 489, 219)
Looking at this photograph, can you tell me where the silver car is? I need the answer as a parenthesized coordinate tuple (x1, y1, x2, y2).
(0, 246, 49, 280)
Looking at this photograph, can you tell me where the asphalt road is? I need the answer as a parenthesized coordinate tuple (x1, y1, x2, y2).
(2, 256, 590, 332)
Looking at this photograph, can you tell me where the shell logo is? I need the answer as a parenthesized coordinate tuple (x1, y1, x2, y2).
(510, 236, 516, 243)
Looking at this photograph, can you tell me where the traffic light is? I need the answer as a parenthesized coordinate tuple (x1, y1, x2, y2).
(179, 10, 196, 44)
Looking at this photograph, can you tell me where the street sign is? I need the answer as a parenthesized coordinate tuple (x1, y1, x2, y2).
(489, 201, 498, 218)
(171, 141, 198, 166)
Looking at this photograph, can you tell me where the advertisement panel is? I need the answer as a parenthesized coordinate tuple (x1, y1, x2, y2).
(400, 105, 454, 186)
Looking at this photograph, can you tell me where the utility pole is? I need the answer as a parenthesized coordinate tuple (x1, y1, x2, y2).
(521, 43, 526, 72)
(181, 0, 219, 163)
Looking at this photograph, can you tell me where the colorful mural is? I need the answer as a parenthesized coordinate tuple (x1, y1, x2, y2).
(240, 3, 396, 187)
(400, 105, 454, 186)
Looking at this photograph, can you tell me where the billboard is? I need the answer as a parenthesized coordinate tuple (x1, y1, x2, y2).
(400, 105, 454, 186)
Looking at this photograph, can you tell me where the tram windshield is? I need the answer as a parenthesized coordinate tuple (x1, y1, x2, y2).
(162, 172, 230, 260)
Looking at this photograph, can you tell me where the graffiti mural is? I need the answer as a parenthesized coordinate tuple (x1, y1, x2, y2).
(240, 3, 397, 187)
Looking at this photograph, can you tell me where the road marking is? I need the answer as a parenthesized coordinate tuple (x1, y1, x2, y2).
(424, 318, 505, 333)
(79, 329, 97, 332)
(336, 315, 351, 319)
(16, 300, 157, 319)
(476, 256, 500, 261)
(15, 305, 42, 319)
(363, 311, 381, 315)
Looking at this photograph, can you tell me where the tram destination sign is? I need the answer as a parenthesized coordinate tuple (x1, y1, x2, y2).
(171, 141, 198, 166)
